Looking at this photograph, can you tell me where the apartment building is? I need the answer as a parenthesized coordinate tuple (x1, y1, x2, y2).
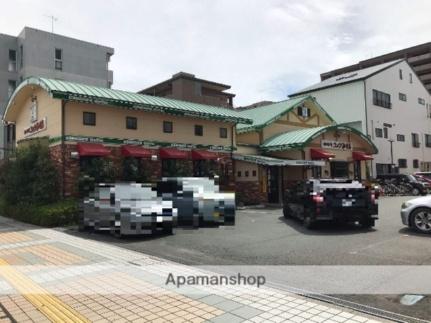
(290, 59, 431, 176)
(139, 72, 236, 108)
(0, 27, 114, 157)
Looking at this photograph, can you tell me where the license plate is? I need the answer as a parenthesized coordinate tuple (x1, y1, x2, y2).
(342, 199, 353, 207)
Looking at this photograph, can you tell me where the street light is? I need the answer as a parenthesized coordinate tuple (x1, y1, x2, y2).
(388, 139, 395, 173)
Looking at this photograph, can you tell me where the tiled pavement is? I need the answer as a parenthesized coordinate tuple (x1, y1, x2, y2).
(0, 216, 393, 323)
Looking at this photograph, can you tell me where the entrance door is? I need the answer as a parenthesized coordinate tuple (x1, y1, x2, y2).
(267, 167, 280, 203)
(353, 160, 362, 180)
(330, 161, 349, 178)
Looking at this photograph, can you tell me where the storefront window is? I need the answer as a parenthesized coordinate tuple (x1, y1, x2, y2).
(353, 161, 362, 180)
(193, 160, 218, 177)
(311, 166, 322, 178)
(80, 157, 116, 182)
(122, 157, 150, 182)
(162, 159, 190, 177)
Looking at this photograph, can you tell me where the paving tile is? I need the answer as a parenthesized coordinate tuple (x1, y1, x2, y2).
(198, 294, 228, 306)
(213, 299, 243, 312)
(229, 305, 262, 319)
(210, 312, 245, 323)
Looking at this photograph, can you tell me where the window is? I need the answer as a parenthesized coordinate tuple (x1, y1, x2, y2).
(8, 49, 16, 72)
(83, 112, 96, 126)
(372, 89, 391, 108)
(219, 127, 228, 138)
(245, 170, 249, 177)
(7, 80, 16, 98)
(412, 133, 420, 148)
(194, 125, 203, 136)
(55, 48, 62, 70)
(418, 98, 425, 105)
(399, 93, 407, 101)
(126, 116, 137, 130)
(413, 159, 419, 169)
(252, 170, 257, 177)
(409, 73, 413, 84)
(397, 134, 405, 142)
(383, 127, 388, 139)
(399, 69, 403, 80)
(375, 128, 383, 138)
(425, 134, 431, 147)
(163, 121, 173, 133)
(297, 106, 310, 118)
(237, 171, 241, 177)
(19, 45, 23, 69)
(312, 166, 322, 178)
(398, 159, 407, 168)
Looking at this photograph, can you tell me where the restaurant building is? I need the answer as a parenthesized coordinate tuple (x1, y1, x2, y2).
(3, 77, 252, 196)
(233, 96, 378, 204)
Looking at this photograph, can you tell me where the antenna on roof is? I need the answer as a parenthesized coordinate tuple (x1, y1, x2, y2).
(44, 14, 58, 33)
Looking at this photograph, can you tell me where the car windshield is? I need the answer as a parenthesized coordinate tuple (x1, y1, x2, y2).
(407, 175, 419, 182)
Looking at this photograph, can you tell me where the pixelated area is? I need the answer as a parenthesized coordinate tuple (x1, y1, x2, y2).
(81, 178, 235, 236)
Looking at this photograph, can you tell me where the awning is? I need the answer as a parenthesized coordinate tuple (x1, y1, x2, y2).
(352, 151, 373, 161)
(310, 148, 335, 160)
(159, 148, 190, 159)
(77, 143, 110, 157)
(232, 154, 325, 166)
(191, 150, 218, 160)
(121, 145, 153, 158)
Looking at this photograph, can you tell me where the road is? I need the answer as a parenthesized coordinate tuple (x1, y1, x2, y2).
(69, 196, 431, 321)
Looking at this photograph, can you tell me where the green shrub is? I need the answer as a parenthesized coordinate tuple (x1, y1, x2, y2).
(1, 143, 59, 205)
(0, 198, 78, 227)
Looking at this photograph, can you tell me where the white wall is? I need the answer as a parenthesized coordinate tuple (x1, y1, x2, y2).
(366, 60, 431, 175)
(303, 81, 366, 132)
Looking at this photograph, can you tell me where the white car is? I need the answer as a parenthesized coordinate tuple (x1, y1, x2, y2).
(401, 196, 431, 234)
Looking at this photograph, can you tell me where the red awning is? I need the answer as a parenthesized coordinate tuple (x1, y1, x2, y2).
(121, 145, 153, 158)
(191, 150, 218, 160)
(310, 148, 336, 160)
(352, 151, 373, 161)
(159, 148, 190, 159)
(77, 143, 110, 157)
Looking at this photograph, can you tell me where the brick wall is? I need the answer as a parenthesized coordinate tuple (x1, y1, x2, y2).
(235, 181, 267, 206)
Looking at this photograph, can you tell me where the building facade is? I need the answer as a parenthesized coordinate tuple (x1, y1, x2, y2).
(291, 60, 431, 176)
(321, 42, 431, 95)
(139, 72, 235, 108)
(1, 27, 114, 157)
(3, 77, 250, 197)
(233, 97, 377, 204)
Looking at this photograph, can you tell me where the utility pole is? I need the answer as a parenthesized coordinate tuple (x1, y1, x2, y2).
(44, 15, 58, 33)
(388, 139, 394, 173)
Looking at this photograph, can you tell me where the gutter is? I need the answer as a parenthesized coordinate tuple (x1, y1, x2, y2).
(61, 100, 66, 198)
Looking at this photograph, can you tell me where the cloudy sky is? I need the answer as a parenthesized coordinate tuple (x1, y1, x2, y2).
(2, 0, 431, 106)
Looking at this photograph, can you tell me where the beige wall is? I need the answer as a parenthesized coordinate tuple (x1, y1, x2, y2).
(235, 161, 259, 182)
(64, 102, 234, 147)
(236, 145, 259, 155)
(236, 131, 260, 145)
(13, 88, 62, 143)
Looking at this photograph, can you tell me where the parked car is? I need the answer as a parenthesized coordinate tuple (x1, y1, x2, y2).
(283, 179, 379, 229)
(414, 172, 431, 180)
(376, 174, 429, 196)
(401, 196, 431, 234)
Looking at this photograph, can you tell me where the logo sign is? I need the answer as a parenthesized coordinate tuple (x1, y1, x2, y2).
(321, 140, 352, 151)
(30, 99, 38, 123)
(24, 117, 46, 137)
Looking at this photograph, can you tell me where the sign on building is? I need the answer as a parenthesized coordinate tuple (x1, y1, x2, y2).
(321, 140, 352, 150)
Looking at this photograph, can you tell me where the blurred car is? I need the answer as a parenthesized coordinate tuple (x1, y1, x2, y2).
(401, 196, 431, 234)
(376, 173, 428, 195)
(414, 173, 431, 186)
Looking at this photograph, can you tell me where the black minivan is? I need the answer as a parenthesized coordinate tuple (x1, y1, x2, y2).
(376, 174, 429, 195)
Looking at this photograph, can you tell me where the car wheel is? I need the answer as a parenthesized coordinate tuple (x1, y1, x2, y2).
(412, 188, 420, 196)
(410, 208, 431, 234)
(303, 215, 315, 229)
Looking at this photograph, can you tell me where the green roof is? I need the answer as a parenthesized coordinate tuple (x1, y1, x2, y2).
(261, 124, 378, 153)
(4, 77, 252, 124)
(236, 96, 334, 133)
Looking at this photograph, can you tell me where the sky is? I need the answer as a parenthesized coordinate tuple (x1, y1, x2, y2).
(2, 0, 431, 107)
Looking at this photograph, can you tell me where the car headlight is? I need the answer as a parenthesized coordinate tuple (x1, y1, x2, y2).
(401, 202, 412, 209)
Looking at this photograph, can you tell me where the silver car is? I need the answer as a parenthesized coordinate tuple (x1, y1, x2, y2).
(401, 196, 431, 233)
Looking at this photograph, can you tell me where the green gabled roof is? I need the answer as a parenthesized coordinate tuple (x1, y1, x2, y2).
(236, 96, 335, 133)
(4, 77, 252, 124)
(261, 124, 378, 154)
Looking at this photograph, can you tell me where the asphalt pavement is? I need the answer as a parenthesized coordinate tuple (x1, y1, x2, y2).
(68, 196, 431, 321)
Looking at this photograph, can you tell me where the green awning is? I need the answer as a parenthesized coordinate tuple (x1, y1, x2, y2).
(233, 154, 325, 166)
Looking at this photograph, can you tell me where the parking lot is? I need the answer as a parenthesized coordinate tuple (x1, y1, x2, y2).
(70, 196, 431, 321)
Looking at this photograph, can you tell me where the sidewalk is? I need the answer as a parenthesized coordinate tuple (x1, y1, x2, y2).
(0, 216, 392, 323)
